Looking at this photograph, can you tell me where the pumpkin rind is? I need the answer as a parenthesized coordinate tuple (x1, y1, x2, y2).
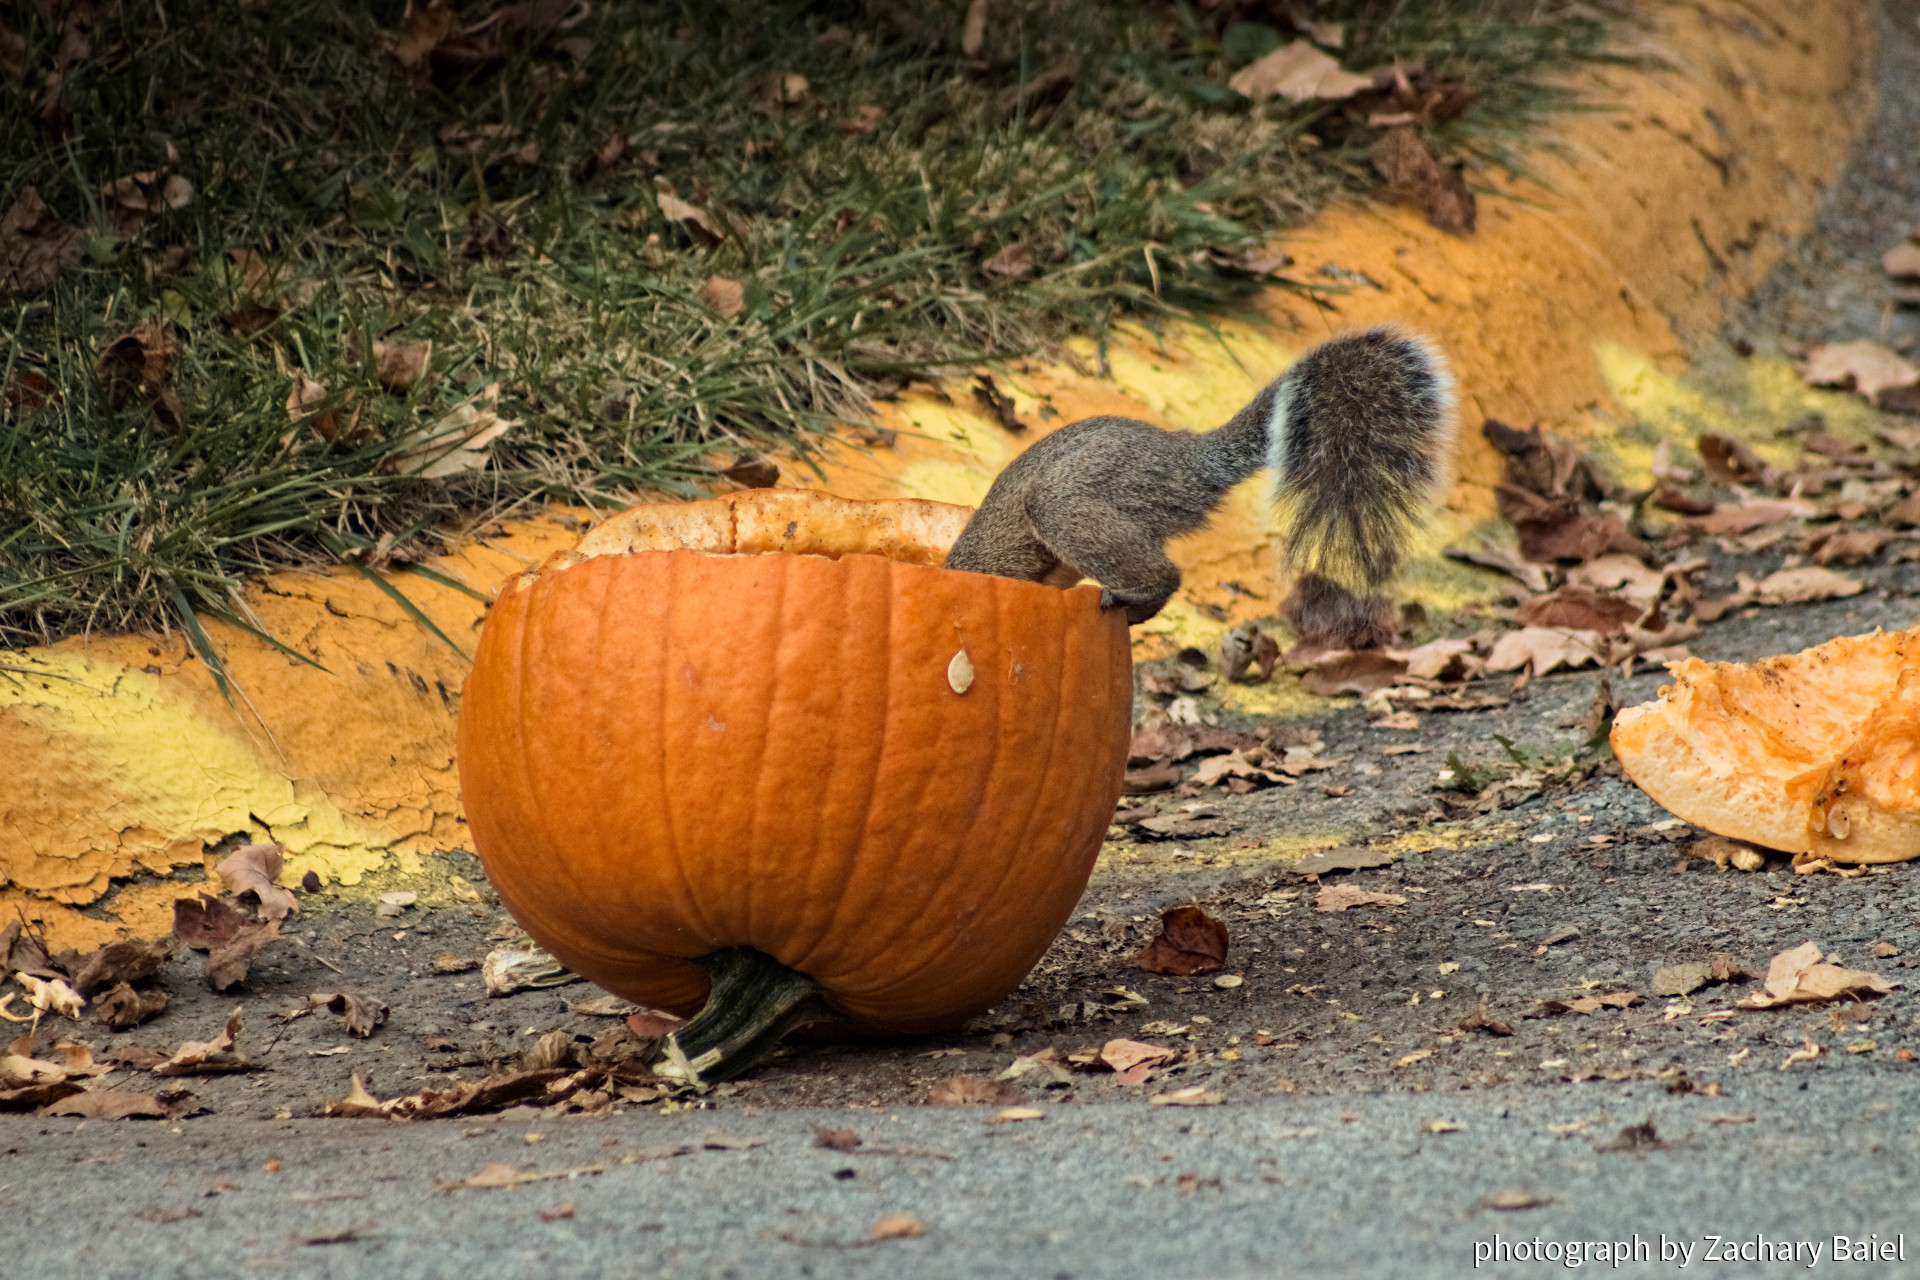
(458, 530, 1132, 1034)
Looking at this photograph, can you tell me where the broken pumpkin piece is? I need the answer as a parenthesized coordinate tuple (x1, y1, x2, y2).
(1613, 627, 1920, 859)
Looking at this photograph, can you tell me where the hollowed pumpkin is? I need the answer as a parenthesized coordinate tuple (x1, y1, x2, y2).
(457, 489, 1133, 1077)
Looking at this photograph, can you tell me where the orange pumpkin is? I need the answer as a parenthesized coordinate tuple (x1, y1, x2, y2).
(457, 489, 1132, 1076)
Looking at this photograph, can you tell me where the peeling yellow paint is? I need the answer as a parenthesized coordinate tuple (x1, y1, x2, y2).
(0, 0, 1877, 947)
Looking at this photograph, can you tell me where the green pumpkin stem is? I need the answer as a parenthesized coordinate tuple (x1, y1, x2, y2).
(657, 947, 834, 1086)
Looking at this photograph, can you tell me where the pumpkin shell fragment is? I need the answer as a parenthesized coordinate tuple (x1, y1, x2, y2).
(1611, 627, 1920, 860)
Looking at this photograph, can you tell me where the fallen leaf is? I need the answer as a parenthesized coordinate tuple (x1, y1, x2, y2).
(1779, 1040, 1822, 1070)
(310, 992, 391, 1038)
(1419, 1117, 1458, 1132)
(1483, 1190, 1554, 1211)
(67, 938, 171, 997)
(1540, 991, 1642, 1015)
(1738, 941, 1894, 1008)
(813, 1124, 862, 1152)
(700, 276, 745, 319)
(94, 317, 184, 433)
(0, 186, 83, 294)
(1803, 340, 1920, 402)
(385, 383, 517, 478)
(378, 892, 418, 909)
(721, 453, 780, 490)
(389, 0, 458, 68)
(997, 1047, 1072, 1086)
(655, 188, 727, 247)
(205, 919, 280, 992)
(372, 340, 432, 392)
(1314, 885, 1406, 913)
(1370, 710, 1421, 731)
(1484, 627, 1604, 676)
(1650, 962, 1712, 998)
(481, 944, 579, 996)
(836, 104, 885, 134)
(1748, 566, 1863, 606)
(43, 1088, 195, 1120)
(284, 371, 329, 422)
(961, 0, 989, 56)
(1135, 906, 1229, 976)
(1301, 651, 1408, 696)
(215, 843, 298, 921)
(1291, 846, 1402, 876)
(172, 895, 246, 950)
(16, 974, 84, 1018)
(1229, 40, 1372, 102)
(702, 1132, 772, 1151)
(989, 1106, 1044, 1124)
(462, 208, 513, 259)
(93, 982, 170, 1030)
(1514, 586, 1643, 635)
(1810, 530, 1896, 567)
(1219, 623, 1282, 683)
(982, 242, 1033, 278)
(1444, 541, 1554, 593)
(1696, 432, 1782, 488)
(1098, 1039, 1174, 1074)
(151, 1007, 256, 1077)
(327, 1073, 389, 1118)
(927, 1074, 1022, 1106)
(1148, 1086, 1224, 1107)
(873, 1214, 927, 1240)
(1371, 127, 1475, 233)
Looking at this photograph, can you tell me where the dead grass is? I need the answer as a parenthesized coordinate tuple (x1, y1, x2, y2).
(0, 0, 1612, 652)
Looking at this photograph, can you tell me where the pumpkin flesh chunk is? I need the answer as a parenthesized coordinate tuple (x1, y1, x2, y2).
(1611, 628, 1920, 860)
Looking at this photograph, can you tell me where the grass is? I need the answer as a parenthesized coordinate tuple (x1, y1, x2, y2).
(0, 0, 1613, 651)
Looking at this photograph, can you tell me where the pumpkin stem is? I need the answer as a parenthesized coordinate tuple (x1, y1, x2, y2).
(656, 947, 834, 1086)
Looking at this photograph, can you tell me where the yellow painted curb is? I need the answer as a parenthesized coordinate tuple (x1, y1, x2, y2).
(0, 0, 1876, 946)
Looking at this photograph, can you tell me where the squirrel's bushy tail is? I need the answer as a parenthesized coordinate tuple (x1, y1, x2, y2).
(1268, 325, 1456, 644)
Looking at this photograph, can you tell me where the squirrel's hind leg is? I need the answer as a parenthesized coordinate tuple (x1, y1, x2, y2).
(1031, 511, 1182, 626)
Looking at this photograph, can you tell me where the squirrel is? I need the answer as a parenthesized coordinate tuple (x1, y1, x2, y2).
(941, 325, 1456, 649)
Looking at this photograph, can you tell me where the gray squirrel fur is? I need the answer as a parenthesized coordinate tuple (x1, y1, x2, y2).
(942, 325, 1456, 647)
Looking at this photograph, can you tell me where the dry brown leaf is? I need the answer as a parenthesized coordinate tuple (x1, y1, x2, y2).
(67, 938, 171, 997)
(1219, 623, 1282, 683)
(94, 317, 183, 433)
(310, 992, 391, 1038)
(328, 1072, 388, 1118)
(838, 104, 885, 134)
(1811, 530, 1897, 566)
(721, 453, 779, 489)
(1291, 845, 1402, 876)
(153, 1007, 255, 1076)
(700, 276, 745, 319)
(813, 1124, 862, 1152)
(1738, 941, 1895, 1008)
(93, 982, 170, 1030)
(874, 1214, 927, 1241)
(656, 188, 726, 247)
(372, 340, 432, 392)
(1135, 906, 1229, 976)
(927, 1074, 1022, 1106)
(1514, 586, 1643, 635)
(390, 0, 458, 67)
(1229, 40, 1372, 102)
(1301, 650, 1408, 696)
(204, 919, 280, 992)
(172, 894, 246, 950)
(1372, 127, 1475, 234)
(385, 384, 516, 478)
(1803, 341, 1920, 402)
(1098, 1039, 1173, 1073)
(1749, 566, 1863, 606)
(1148, 1086, 1224, 1107)
(1315, 885, 1407, 913)
(43, 1088, 193, 1120)
(215, 843, 298, 921)
(1484, 627, 1604, 676)
(982, 242, 1033, 278)
(0, 186, 82, 294)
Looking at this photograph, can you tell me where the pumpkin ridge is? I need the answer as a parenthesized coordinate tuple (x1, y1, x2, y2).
(836, 565, 1022, 1004)
(657, 552, 723, 950)
(877, 579, 1084, 1009)
(791, 560, 971, 993)
(790, 556, 891, 979)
